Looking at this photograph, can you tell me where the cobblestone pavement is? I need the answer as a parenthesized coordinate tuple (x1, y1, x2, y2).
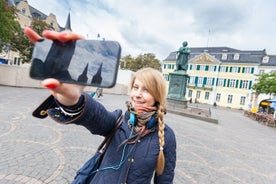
(1, 86, 276, 184)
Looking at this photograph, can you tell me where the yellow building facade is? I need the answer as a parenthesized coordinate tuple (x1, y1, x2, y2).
(163, 47, 276, 110)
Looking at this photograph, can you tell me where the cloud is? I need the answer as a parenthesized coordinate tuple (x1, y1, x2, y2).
(27, 0, 276, 60)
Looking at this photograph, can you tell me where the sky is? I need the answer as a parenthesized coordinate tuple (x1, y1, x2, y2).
(27, 0, 276, 60)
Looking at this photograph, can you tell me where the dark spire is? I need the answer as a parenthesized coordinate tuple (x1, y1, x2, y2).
(65, 9, 72, 31)
(91, 63, 103, 85)
(77, 63, 89, 83)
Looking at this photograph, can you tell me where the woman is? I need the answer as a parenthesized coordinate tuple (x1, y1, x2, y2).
(25, 27, 176, 184)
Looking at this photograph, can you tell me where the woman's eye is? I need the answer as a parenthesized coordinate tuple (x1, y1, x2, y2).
(143, 88, 149, 93)
(133, 86, 139, 90)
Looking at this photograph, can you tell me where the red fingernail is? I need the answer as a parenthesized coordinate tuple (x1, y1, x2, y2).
(45, 83, 57, 89)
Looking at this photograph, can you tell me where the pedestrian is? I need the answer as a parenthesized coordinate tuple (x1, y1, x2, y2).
(24, 27, 176, 184)
(213, 102, 217, 108)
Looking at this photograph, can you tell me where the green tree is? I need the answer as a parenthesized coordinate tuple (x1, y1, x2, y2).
(0, 0, 53, 63)
(13, 19, 53, 63)
(0, 0, 21, 49)
(120, 53, 161, 72)
(252, 72, 276, 95)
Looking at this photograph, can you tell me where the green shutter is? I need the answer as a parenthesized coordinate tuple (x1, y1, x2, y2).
(226, 66, 229, 72)
(251, 68, 254, 74)
(212, 78, 215, 85)
(205, 65, 209, 71)
(227, 79, 230, 87)
(190, 65, 192, 70)
(240, 80, 243, 88)
(249, 81, 252, 89)
(203, 77, 207, 85)
(197, 65, 200, 70)
(223, 79, 227, 87)
(214, 66, 217, 71)
(242, 67, 245, 73)
(229, 67, 232, 72)
(238, 67, 241, 73)
(235, 80, 239, 88)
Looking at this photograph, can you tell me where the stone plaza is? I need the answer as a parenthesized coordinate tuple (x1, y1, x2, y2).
(0, 86, 276, 184)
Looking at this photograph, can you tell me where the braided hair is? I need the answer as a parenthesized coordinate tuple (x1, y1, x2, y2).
(130, 67, 167, 175)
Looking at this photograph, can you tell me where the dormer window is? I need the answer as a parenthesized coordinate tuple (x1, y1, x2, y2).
(262, 56, 269, 63)
(222, 53, 227, 60)
(21, 8, 26, 15)
(234, 53, 239, 60)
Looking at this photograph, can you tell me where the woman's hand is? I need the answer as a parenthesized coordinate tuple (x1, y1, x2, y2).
(24, 27, 85, 106)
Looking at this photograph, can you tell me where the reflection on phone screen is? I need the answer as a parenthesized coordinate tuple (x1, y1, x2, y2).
(30, 39, 121, 88)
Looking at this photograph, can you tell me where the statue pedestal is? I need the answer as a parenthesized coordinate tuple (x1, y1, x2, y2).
(167, 70, 189, 109)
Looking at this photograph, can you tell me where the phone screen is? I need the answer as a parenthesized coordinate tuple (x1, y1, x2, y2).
(30, 39, 121, 88)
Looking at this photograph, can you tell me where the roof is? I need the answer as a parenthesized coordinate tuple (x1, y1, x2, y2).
(163, 46, 275, 66)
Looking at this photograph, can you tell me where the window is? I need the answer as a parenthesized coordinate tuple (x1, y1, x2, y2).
(188, 90, 192, 97)
(200, 65, 205, 71)
(231, 66, 238, 73)
(229, 79, 236, 88)
(192, 65, 197, 70)
(197, 77, 204, 87)
(216, 93, 221, 102)
(222, 53, 227, 60)
(50, 21, 54, 27)
(206, 77, 212, 85)
(14, 57, 20, 66)
(241, 80, 249, 89)
(234, 53, 240, 60)
(262, 56, 269, 63)
(259, 70, 264, 74)
(168, 64, 172, 69)
(21, 8, 26, 15)
(227, 95, 233, 103)
(209, 65, 215, 71)
(243, 67, 251, 73)
(240, 96, 246, 105)
(196, 91, 201, 98)
(189, 76, 195, 84)
(205, 92, 209, 100)
(220, 66, 227, 72)
(217, 78, 224, 86)
(163, 74, 169, 81)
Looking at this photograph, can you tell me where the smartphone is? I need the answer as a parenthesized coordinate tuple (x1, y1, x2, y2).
(30, 39, 121, 88)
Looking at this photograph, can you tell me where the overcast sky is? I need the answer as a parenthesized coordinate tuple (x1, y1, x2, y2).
(27, 0, 276, 60)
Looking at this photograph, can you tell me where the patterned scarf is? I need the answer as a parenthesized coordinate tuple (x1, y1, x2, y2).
(117, 101, 157, 149)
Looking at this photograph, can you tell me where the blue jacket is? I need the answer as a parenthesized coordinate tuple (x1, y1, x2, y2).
(48, 93, 176, 184)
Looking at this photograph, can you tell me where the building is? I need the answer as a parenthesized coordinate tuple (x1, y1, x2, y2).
(1, 0, 66, 66)
(163, 47, 276, 110)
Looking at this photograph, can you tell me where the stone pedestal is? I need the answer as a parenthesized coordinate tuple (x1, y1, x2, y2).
(167, 70, 189, 109)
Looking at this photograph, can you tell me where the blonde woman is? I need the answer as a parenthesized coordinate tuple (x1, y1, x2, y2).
(25, 27, 176, 184)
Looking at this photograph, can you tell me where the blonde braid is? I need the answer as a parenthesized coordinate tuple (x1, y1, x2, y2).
(155, 105, 165, 175)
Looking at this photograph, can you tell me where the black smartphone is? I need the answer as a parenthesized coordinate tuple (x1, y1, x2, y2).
(30, 39, 121, 88)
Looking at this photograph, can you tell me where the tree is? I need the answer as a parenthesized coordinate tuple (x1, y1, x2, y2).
(0, 0, 53, 63)
(252, 72, 276, 95)
(0, 0, 21, 49)
(120, 53, 161, 72)
(12, 19, 53, 63)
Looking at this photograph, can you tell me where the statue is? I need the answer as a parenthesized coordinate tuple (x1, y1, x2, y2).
(176, 41, 190, 71)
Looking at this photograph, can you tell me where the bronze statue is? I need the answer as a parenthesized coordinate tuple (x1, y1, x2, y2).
(176, 41, 190, 71)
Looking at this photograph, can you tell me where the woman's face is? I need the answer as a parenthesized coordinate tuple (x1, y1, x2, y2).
(130, 79, 155, 109)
